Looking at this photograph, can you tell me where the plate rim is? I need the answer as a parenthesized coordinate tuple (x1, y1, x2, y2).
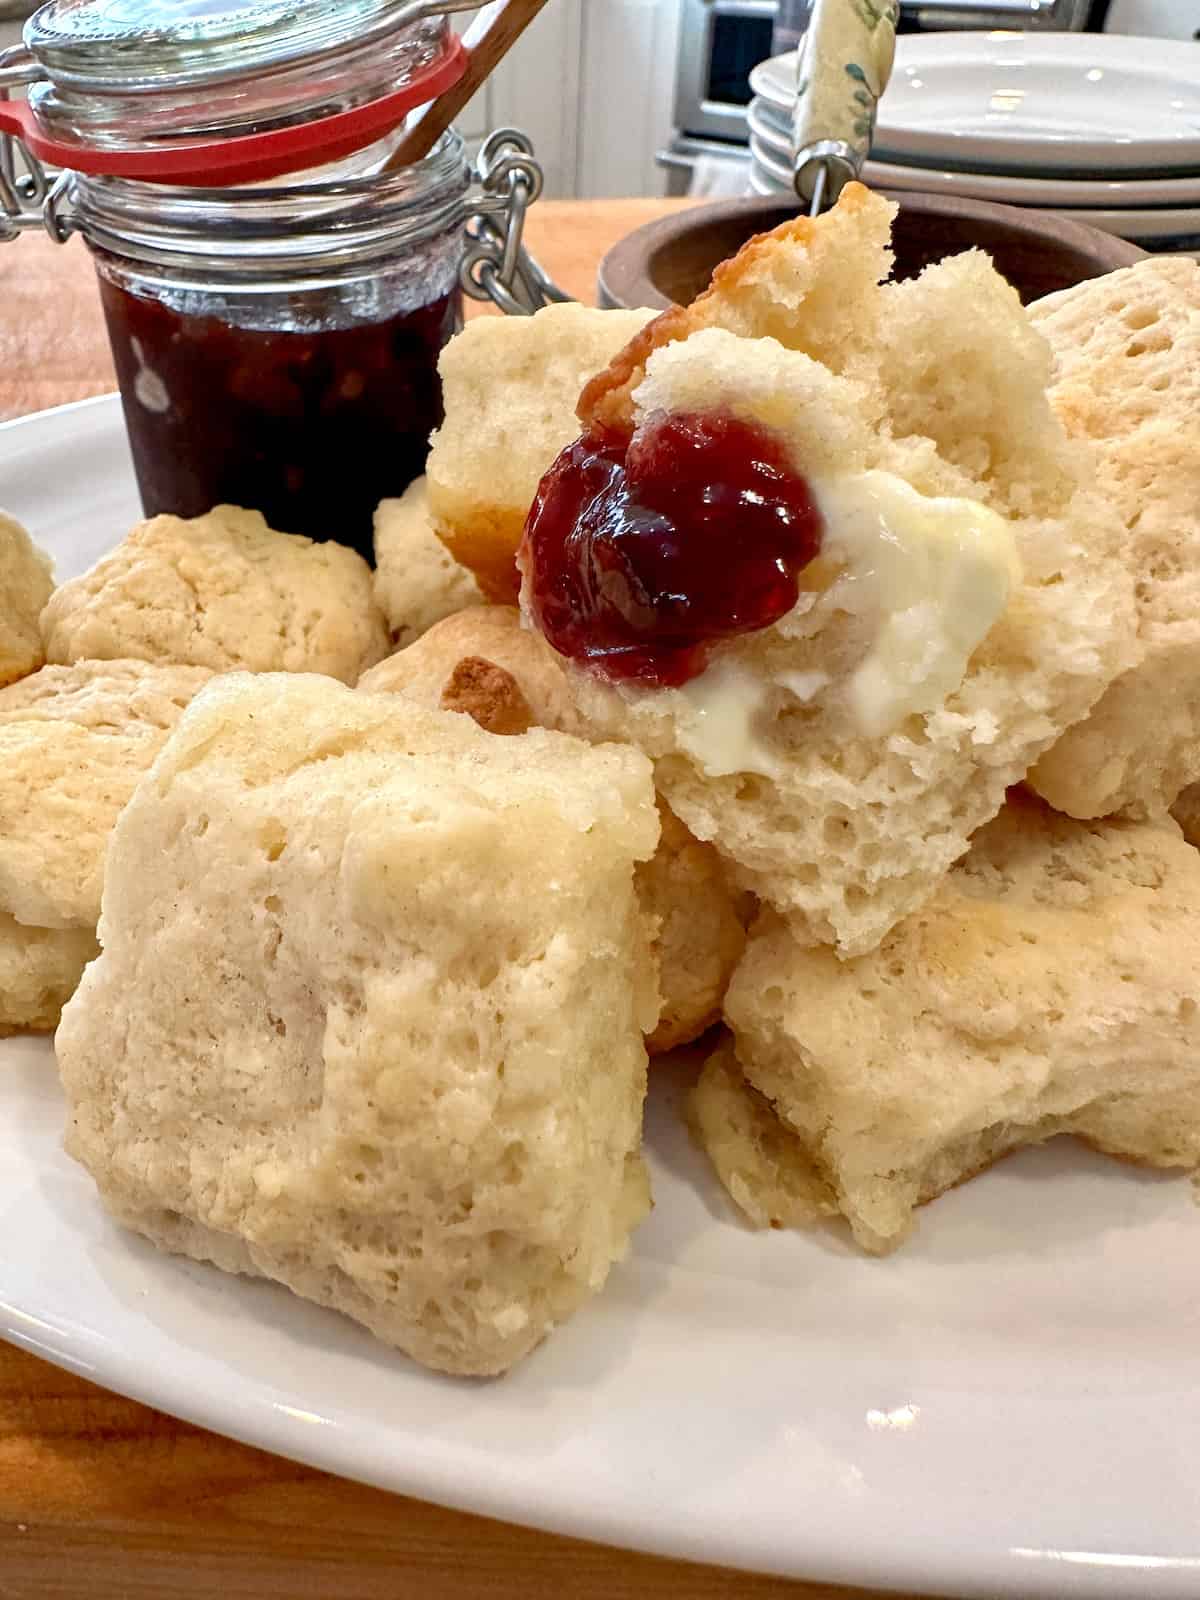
(747, 98, 1200, 206)
(750, 35, 1200, 172)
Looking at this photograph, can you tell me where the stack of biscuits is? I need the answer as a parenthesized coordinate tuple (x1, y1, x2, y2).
(7, 184, 1198, 1376)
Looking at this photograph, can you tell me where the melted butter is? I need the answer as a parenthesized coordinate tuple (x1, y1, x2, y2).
(674, 658, 781, 778)
(630, 471, 1019, 775)
(815, 470, 1021, 737)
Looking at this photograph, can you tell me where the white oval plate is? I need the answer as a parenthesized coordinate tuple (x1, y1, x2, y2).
(5, 396, 1200, 1596)
(748, 97, 1200, 206)
(751, 34, 1200, 174)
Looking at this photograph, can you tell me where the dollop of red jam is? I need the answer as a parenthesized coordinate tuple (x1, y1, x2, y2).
(520, 410, 824, 687)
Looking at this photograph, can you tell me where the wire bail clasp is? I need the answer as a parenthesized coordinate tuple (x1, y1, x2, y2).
(461, 128, 571, 315)
(0, 47, 55, 244)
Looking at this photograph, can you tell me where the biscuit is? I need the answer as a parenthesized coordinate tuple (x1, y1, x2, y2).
(638, 805, 748, 1053)
(580, 182, 895, 438)
(58, 672, 660, 1377)
(688, 1036, 835, 1230)
(0, 509, 53, 688)
(550, 316, 1135, 956)
(358, 604, 582, 734)
(1027, 258, 1200, 818)
(713, 797, 1200, 1254)
(1171, 781, 1200, 848)
(0, 659, 213, 928)
(359, 605, 747, 1050)
(0, 912, 98, 1036)
(41, 506, 388, 684)
(372, 478, 482, 648)
(426, 304, 655, 601)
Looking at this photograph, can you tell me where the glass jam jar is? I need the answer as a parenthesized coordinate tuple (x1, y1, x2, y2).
(78, 133, 468, 560)
(0, 0, 558, 564)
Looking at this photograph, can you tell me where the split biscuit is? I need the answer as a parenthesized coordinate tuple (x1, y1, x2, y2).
(580, 181, 894, 438)
(709, 797, 1200, 1254)
(41, 505, 388, 684)
(547, 270, 1134, 954)
(426, 303, 655, 601)
(58, 672, 659, 1377)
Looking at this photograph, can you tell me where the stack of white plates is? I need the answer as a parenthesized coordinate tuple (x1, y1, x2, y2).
(748, 32, 1200, 247)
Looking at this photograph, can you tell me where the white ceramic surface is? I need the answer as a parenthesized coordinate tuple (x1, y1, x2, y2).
(751, 35, 1200, 173)
(748, 135, 1200, 240)
(748, 97, 1200, 206)
(5, 397, 1200, 1596)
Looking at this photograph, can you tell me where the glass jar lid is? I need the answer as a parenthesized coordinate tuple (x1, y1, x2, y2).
(2, 0, 470, 181)
(25, 0, 457, 92)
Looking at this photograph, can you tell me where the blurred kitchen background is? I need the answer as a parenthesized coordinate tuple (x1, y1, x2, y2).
(0, 0, 1196, 199)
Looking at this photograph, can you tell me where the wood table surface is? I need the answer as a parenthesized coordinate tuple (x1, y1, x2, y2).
(0, 197, 928, 1600)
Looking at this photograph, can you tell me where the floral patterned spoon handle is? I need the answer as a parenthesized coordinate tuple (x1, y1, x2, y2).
(792, 0, 898, 213)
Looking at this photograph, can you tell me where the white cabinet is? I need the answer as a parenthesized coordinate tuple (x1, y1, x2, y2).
(465, 0, 681, 199)
(490, 0, 585, 200)
(576, 0, 681, 198)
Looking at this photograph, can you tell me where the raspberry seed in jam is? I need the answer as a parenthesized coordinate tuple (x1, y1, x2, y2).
(520, 411, 824, 687)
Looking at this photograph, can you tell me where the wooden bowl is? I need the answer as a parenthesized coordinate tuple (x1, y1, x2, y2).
(597, 192, 1146, 312)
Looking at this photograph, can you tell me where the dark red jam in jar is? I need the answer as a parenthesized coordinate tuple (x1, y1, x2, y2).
(97, 274, 460, 561)
(521, 411, 824, 687)
(79, 132, 471, 565)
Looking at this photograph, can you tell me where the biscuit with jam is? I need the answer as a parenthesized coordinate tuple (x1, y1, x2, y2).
(426, 304, 655, 602)
(520, 200, 1136, 955)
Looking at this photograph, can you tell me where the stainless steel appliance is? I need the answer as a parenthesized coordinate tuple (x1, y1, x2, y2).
(661, 0, 1104, 194)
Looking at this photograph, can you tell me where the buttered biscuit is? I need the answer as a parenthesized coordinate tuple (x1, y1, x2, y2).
(427, 304, 655, 601)
(58, 673, 659, 1377)
(1, 510, 53, 688)
(0, 912, 98, 1036)
(41, 506, 388, 684)
(359, 606, 747, 1051)
(373, 478, 482, 648)
(540, 256, 1134, 954)
(710, 798, 1200, 1254)
(0, 659, 213, 928)
(1028, 258, 1200, 818)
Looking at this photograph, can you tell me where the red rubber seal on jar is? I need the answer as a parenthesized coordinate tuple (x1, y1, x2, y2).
(0, 37, 467, 186)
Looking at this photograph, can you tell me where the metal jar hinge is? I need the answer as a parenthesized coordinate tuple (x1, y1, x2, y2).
(0, 86, 569, 317)
(0, 48, 64, 243)
(460, 128, 571, 315)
